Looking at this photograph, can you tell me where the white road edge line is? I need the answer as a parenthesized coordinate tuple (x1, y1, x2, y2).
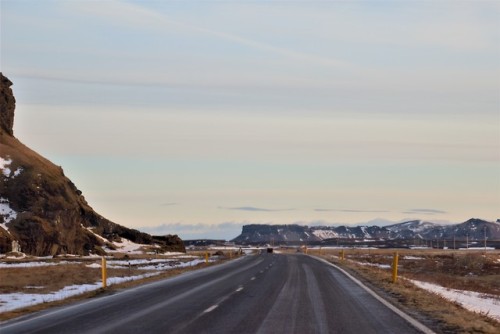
(203, 305, 218, 313)
(311, 256, 436, 334)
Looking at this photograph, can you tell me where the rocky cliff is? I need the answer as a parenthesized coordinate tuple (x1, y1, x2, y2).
(0, 73, 185, 256)
(0, 74, 16, 136)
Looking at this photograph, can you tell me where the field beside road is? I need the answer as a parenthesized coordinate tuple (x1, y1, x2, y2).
(0, 249, 242, 320)
(2, 252, 429, 334)
(311, 248, 500, 333)
(2, 246, 499, 333)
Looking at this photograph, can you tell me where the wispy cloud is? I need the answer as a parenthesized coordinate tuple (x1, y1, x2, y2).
(221, 206, 295, 212)
(315, 209, 389, 213)
(65, 0, 351, 69)
(160, 202, 177, 207)
(403, 209, 447, 215)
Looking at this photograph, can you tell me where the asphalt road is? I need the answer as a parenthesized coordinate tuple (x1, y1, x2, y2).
(2, 253, 432, 334)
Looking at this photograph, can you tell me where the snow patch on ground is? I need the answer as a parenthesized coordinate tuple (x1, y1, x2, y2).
(109, 238, 144, 253)
(107, 238, 153, 253)
(0, 197, 17, 231)
(312, 229, 339, 239)
(0, 257, 215, 313)
(356, 262, 391, 269)
(84, 227, 166, 254)
(83, 226, 108, 243)
(12, 167, 23, 178)
(0, 261, 76, 268)
(0, 156, 12, 177)
(409, 279, 500, 322)
(0, 274, 161, 313)
(0, 156, 22, 179)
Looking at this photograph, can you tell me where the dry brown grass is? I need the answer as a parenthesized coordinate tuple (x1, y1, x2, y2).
(312, 248, 500, 334)
(330, 248, 500, 295)
(0, 262, 152, 294)
(0, 252, 239, 321)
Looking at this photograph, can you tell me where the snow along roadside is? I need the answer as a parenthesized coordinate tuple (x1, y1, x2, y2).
(408, 279, 500, 322)
(334, 256, 499, 323)
(311, 255, 436, 334)
(0, 258, 209, 313)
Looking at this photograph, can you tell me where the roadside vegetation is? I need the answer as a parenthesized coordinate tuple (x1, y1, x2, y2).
(0, 249, 242, 321)
(2, 247, 499, 334)
(312, 248, 500, 334)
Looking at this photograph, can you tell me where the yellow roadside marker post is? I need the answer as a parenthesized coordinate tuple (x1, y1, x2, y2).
(205, 252, 209, 263)
(102, 257, 107, 289)
(392, 252, 399, 283)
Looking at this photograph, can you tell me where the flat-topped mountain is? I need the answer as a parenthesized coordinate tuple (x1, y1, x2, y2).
(232, 219, 500, 245)
(0, 73, 184, 256)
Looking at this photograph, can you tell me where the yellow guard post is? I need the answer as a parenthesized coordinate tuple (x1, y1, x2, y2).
(102, 257, 107, 288)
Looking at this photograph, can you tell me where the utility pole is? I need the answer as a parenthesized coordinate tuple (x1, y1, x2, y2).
(484, 226, 487, 250)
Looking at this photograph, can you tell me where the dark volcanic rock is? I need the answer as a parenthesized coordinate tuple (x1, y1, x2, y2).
(0, 73, 16, 136)
(232, 224, 320, 244)
(0, 74, 185, 256)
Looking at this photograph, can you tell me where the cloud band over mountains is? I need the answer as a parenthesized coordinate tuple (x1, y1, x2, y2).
(403, 208, 447, 215)
(221, 206, 295, 212)
(314, 209, 389, 213)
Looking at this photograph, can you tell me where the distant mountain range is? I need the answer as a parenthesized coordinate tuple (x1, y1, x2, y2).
(231, 219, 500, 246)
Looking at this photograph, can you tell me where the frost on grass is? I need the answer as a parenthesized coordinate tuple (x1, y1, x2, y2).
(409, 279, 500, 322)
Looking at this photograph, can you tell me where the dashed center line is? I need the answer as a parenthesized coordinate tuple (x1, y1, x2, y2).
(251, 277, 256, 280)
(236, 286, 244, 292)
(203, 305, 219, 313)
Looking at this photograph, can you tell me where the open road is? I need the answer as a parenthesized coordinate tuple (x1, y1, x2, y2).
(1, 252, 433, 334)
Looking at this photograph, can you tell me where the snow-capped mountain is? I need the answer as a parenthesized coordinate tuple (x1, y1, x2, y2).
(384, 220, 441, 239)
(231, 219, 500, 244)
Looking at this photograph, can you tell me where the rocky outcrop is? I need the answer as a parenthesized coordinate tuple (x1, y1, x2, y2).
(0, 73, 16, 136)
(232, 224, 321, 244)
(0, 73, 185, 256)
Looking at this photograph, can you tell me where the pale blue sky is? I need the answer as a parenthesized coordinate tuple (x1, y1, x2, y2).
(1, 0, 499, 240)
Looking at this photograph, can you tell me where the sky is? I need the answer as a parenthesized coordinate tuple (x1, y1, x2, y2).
(1, 0, 499, 240)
